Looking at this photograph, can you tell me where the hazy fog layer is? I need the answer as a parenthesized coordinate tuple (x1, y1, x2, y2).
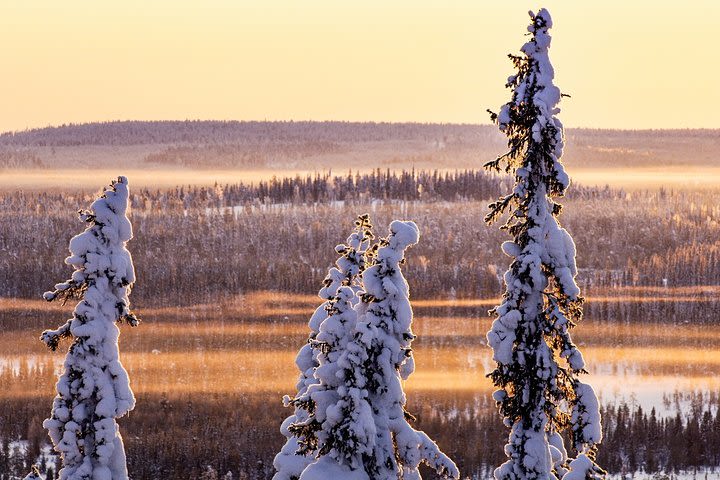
(1, 121, 718, 191)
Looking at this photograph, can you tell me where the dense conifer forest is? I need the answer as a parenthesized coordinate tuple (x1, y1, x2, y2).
(1, 170, 719, 315)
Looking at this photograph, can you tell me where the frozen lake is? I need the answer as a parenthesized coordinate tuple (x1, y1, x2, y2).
(2, 290, 718, 415)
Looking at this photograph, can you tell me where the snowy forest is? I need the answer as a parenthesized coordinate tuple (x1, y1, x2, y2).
(2, 6, 720, 480)
(2, 165, 720, 478)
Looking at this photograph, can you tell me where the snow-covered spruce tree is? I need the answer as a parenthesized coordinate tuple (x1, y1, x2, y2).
(293, 221, 458, 480)
(41, 176, 139, 480)
(274, 214, 374, 480)
(484, 9, 604, 480)
(290, 285, 371, 480)
(356, 221, 458, 480)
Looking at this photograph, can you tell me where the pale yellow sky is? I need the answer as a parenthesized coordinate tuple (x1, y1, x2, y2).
(0, 1, 717, 132)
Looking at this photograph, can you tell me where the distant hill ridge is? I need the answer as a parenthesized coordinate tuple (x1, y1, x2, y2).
(0, 120, 495, 147)
(1, 120, 717, 147)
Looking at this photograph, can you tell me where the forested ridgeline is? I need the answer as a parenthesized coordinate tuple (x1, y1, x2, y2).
(0, 121, 494, 147)
(1, 120, 717, 147)
(0, 121, 717, 170)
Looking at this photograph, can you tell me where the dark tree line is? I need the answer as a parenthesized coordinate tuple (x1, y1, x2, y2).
(144, 169, 505, 206)
(598, 402, 720, 475)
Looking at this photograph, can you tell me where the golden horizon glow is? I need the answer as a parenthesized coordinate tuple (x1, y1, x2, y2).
(1, 1, 718, 133)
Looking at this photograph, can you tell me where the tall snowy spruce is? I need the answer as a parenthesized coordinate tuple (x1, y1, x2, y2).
(41, 176, 140, 480)
(273, 215, 374, 480)
(291, 221, 458, 480)
(484, 9, 604, 480)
